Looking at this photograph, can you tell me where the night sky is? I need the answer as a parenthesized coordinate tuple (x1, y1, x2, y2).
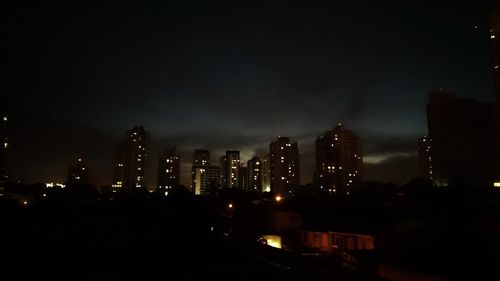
(4, 0, 495, 187)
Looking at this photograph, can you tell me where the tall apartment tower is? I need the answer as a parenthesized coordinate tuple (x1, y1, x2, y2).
(490, 2, 500, 107)
(247, 157, 262, 192)
(157, 147, 180, 193)
(270, 137, 300, 195)
(315, 124, 362, 195)
(0, 104, 8, 191)
(193, 165, 220, 196)
(489, 2, 500, 182)
(220, 155, 227, 188)
(67, 157, 90, 185)
(191, 149, 211, 192)
(112, 126, 150, 190)
(222, 150, 240, 189)
(238, 166, 248, 191)
(427, 90, 496, 186)
(261, 154, 271, 192)
(417, 136, 433, 181)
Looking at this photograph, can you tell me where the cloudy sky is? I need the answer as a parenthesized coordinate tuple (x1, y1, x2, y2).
(4, 0, 495, 186)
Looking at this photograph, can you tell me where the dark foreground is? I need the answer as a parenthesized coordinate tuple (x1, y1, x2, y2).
(0, 194, 377, 281)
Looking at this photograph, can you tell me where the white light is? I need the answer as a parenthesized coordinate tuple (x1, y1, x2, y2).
(3, 116, 6, 121)
(491, 35, 496, 39)
(494, 182, 500, 187)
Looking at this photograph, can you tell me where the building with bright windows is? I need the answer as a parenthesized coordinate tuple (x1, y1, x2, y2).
(67, 157, 90, 185)
(417, 136, 433, 181)
(112, 126, 150, 190)
(315, 124, 362, 195)
(157, 147, 180, 193)
(270, 137, 300, 195)
(247, 157, 262, 192)
(191, 149, 211, 192)
(221, 150, 240, 189)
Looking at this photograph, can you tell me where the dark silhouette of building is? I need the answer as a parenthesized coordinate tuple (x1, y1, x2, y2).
(417, 136, 433, 181)
(220, 155, 227, 189)
(247, 157, 262, 192)
(270, 137, 300, 195)
(238, 166, 248, 191)
(221, 150, 240, 188)
(261, 154, 271, 192)
(427, 90, 496, 186)
(0, 104, 8, 192)
(191, 149, 210, 192)
(315, 124, 362, 195)
(489, 2, 500, 183)
(193, 165, 220, 195)
(490, 1, 500, 107)
(67, 157, 90, 185)
(112, 126, 150, 190)
(157, 147, 180, 194)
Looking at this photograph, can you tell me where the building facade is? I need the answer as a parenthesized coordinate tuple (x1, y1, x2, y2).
(315, 124, 362, 195)
(427, 90, 496, 186)
(261, 154, 271, 192)
(67, 157, 90, 185)
(191, 149, 210, 192)
(219, 155, 227, 189)
(157, 147, 180, 193)
(221, 150, 240, 189)
(193, 165, 220, 196)
(247, 157, 262, 192)
(417, 136, 433, 181)
(270, 137, 300, 195)
(489, 2, 500, 182)
(112, 126, 150, 190)
(0, 104, 8, 191)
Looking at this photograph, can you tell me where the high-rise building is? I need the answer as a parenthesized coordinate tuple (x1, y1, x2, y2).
(193, 149, 210, 166)
(67, 157, 90, 185)
(261, 154, 271, 192)
(0, 104, 9, 191)
(191, 149, 210, 192)
(193, 165, 220, 196)
(220, 155, 227, 188)
(270, 137, 300, 195)
(490, 2, 500, 107)
(417, 136, 433, 181)
(427, 90, 496, 186)
(157, 147, 180, 193)
(315, 124, 362, 195)
(238, 166, 248, 191)
(247, 157, 262, 192)
(221, 150, 240, 188)
(112, 126, 150, 190)
(488, 2, 500, 182)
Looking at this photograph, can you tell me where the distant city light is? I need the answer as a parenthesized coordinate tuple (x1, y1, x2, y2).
(275, 195, 282, 202)
(46, 182, 66, 188)
(228, 203, 233, 209)
(494, 182, 500, 188)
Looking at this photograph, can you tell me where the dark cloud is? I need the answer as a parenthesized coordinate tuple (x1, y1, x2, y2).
(4, 0, 495, 186)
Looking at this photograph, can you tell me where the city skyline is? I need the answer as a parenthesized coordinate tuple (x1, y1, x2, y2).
(4, 0, 496, 186)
